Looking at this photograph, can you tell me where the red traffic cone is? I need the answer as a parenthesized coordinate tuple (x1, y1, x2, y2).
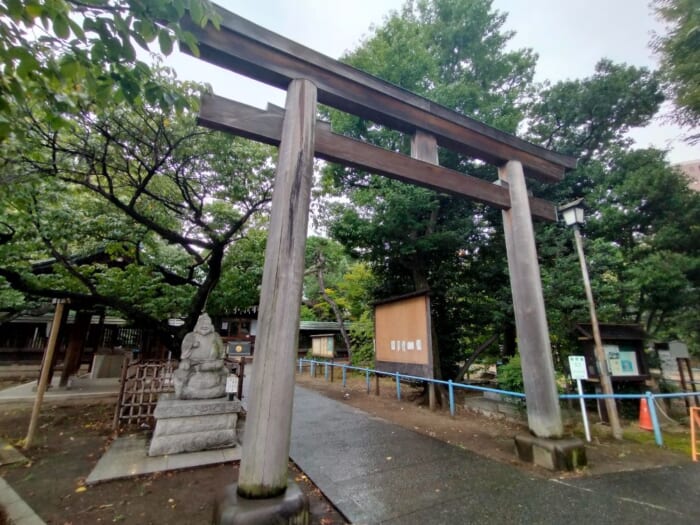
(639, 398, 653, 431)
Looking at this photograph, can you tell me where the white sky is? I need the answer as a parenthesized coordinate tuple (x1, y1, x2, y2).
(162, 0, 699, 163)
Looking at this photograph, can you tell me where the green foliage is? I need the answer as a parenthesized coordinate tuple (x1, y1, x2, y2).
(527, 60, 664, 162)
(323, 0, 536, 376)
(0, 0, 221, 141)
(496, 354, 524, 393)
(349, 311, 375, 367)
(303, 237, 351, 321)
(0, 67, 276, 337)
(320, 0, 700, 374)
(207, 228, 268, 317)
(653, 0, 700, 142)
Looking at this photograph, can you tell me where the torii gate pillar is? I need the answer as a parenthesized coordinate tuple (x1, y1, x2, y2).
(217, 79, 316, 524)
(499, 160, 563, 439)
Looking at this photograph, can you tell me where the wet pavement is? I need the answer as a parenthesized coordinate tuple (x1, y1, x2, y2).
(290, 386, 700, 524)
(2, 366, 699, 524)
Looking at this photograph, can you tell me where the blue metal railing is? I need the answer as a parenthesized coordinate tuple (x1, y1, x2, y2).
(297, 358, 700, 447)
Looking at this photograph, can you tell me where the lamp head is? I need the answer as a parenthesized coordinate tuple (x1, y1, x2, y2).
(558, 198, 585, 226)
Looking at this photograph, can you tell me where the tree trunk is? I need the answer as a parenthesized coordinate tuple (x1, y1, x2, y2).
(59, 309, 92, 387)
(455, 334, 498, 381)
(503, 322, 517, 358)
(316, 259, 353, 361)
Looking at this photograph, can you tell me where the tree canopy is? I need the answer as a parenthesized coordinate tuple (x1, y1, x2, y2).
(1, 0, 698, 365)
(318, 0, 700, 374)
(653, 0, 700, 143)
(0, 66, 276, 341)
(0, 0, 219, 141)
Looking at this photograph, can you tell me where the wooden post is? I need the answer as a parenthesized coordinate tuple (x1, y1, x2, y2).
(573, 225, 623, 439)
(499, 161, 563, 438)
(24, 299, 67, 449)
(410, 130, 440, 411)
(237, 79, 317, 499)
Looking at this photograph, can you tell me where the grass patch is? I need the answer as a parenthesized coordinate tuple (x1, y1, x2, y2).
(623, 427, 693, 456)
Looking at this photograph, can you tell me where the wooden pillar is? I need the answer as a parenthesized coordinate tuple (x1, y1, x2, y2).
(499, 161, 563, 438)
(25, 299, 67, 449)
(237, 79, 317, 499)
(410, 130, 439, 411)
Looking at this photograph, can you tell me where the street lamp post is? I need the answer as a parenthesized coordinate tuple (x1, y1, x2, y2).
(559, 199, 623, 440)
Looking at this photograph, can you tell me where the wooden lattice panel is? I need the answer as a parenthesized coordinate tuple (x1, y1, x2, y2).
(113, 359, 177, 432)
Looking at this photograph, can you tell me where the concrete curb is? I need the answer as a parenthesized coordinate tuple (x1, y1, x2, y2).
(0, 477, 46, 525)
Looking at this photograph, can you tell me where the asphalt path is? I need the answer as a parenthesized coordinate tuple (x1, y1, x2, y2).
(289, 386, 700, 524)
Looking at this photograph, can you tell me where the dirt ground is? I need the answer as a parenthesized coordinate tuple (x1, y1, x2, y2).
(294, 370, 694, 479)
(0, 401, 345, 525)
(0, 372, 694, 525)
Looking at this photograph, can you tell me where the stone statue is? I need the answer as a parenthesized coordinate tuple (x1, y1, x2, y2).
(173, 313, 228, 399)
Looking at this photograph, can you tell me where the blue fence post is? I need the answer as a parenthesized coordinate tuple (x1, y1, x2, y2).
(646, 391, 663, 447)
(298, 359, 302, 374)
(310, 361, 315, 378)
(324, 362, 329, 381)
(448, 380, 455, 417)
(366, 369, 370, 394)
(396, 372, 401, 401)
(342, 366, 347, 388)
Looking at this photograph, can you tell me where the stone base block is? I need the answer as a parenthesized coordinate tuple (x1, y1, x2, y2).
(514, 434, 587, 471)
(215, 481, 309, 525)
(149, 395, 241, 456)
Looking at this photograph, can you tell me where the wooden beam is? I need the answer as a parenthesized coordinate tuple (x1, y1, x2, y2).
(198, 94, 557, 221)
(181, 6, 577, 182)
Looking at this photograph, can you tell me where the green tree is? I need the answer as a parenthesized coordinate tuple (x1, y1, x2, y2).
(0, 68, 276, 343)
(525, 56, 700, 354)
(323, 0, 538, 380)
(0, 0, 219, 140)
(206, 227, 268, 318)
(585, 149, 700, 337)
(527, 60, 664, 164)
(302, 237, 378, 361)
(652, 0, 700, 142)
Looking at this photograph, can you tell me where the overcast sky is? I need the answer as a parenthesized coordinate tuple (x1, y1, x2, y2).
(163, 0, 698, 163)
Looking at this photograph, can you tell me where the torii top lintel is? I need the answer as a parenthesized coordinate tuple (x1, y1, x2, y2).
(181, 4, 577, 183)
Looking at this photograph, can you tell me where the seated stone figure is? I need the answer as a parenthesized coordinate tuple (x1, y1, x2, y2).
(174, 313, 227, 399)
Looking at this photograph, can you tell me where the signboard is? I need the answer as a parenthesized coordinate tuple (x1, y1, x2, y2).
(568, 355, 588, 380)
(227, 341, 252, 356)
(311, 334, 335, 358)
(658, 341, 689, 377)
(568, 355, 591, 443)
(225, 374, 238, 394)
(374, 292, 432, 377)
(604, 345, 639, 376)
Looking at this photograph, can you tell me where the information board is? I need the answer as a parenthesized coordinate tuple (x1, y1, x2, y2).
(604, 344, 639, 376)
(568, 355, 588, 380)
(374, 292, 432, 377)
(311, 334, 335, 358)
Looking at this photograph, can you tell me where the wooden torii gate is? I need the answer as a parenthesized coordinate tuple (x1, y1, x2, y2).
(183, 3, 577, 507)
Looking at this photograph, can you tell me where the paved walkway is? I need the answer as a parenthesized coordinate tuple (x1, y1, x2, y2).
(290, 386, 700, 524)
(2, 371, 699, 524)
(0, 376, 119, 404)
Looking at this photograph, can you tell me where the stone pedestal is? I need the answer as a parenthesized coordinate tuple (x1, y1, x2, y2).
(215, 481, 309, 525)
(149, 395, 241, 456)
(514, 434, 587, 471)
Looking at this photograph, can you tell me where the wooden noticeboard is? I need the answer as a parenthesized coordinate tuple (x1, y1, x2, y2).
(311, 334, 335, 358)
(374, 292, 432, 377)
